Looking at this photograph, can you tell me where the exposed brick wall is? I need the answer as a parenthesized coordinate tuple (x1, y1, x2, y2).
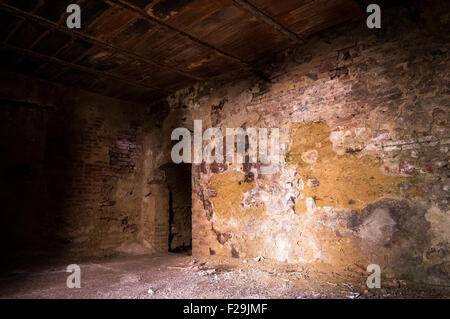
(165, 3, 449, 285)
(0, 71, 163, 258)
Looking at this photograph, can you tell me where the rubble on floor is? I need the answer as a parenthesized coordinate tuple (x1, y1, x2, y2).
(0, 253, 448, 299)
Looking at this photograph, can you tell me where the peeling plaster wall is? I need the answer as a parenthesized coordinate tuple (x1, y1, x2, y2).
(165, 4, 449, 284)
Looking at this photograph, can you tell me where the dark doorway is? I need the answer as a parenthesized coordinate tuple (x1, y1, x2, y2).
(161, 163, 192, 253)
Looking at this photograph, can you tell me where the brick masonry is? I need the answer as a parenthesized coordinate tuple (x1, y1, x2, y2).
(0, 70, 170, 258)
(162, 4, 449, 285)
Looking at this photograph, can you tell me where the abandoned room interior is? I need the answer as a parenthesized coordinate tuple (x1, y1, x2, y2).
(0, 0, 448, 300)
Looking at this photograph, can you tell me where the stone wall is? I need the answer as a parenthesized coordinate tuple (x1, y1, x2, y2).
(165, 2, 449, 284)
(0, 71, 170, 259)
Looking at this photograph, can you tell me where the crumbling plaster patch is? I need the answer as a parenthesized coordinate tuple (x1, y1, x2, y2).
(165, 10, 449, 284)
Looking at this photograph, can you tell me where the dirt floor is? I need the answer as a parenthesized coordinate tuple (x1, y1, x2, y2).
(0, 252, 448, 299)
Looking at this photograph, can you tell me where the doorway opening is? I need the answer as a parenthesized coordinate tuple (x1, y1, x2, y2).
(161, 163, 192, 254)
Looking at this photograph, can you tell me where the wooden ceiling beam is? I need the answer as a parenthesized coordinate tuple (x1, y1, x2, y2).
(0, 41, 171, 94)
(112, 0, 272, 81)
(0, 2, 205, 82)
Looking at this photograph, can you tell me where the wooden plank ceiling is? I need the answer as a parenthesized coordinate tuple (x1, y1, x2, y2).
(0, 0, 366, 104)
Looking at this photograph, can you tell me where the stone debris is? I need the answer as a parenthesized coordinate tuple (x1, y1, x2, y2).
(7, 254, 439, 299)
(119, 273, 142, 284)
(197, 268, 216, 276)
